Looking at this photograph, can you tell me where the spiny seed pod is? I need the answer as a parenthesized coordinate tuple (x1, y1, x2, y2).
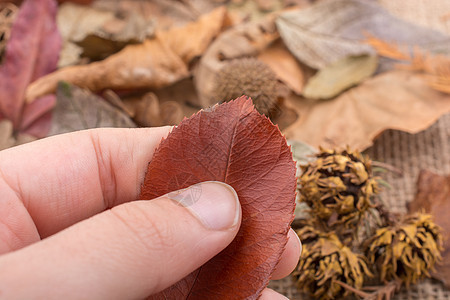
(298, 147, 379, 228)
(293, 231, 372, 300)
(366, 213, 443, 286)
(213, 57, 279, 116)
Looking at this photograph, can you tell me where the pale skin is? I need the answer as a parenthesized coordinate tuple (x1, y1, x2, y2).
(0, 127, 301, 299)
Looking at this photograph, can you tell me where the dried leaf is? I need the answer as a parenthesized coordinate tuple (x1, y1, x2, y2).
(408, 170, 450, 288)
(75, 11, 151, 61)
(123, 92, 184, 127)
(0, 0, 61, 137)
(0, 119, 15, 150)
(283, 71, 450, 150)
(158, 6, 226, 64)
(25, 7, 227, 103)
(227, 0, 283, 23)
(303, 55, 378, 100)
(257, 39, 306, 95)
(287, 140, 317, 168)
(0, 3, 17, 62)
(0, 119, 36, 150)
(140, 97, 296, 299)
(194, 14, 279, 107)
(365, 35, 450, 95)
(57, 3, 115, 67)
(276, 0, 450, 69)
(379, 0, 450, 36)
(48, 82, 136, 136)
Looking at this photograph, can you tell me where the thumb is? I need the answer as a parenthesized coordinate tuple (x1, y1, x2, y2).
(0, 181, 241, 300)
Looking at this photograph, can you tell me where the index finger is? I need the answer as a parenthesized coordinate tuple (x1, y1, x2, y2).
(0, 127, 171, 240)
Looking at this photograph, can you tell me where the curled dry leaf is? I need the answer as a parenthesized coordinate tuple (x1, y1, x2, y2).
(283, 71, 450, 150)
(0, 0, 61, 137)
(194, 14, 279, 107)
(48, 82, 136, 136)
(140, 97, 296, 299)
(276, 0, 450, 70)
(302, 54, 378, 100)
(25, 7, 227, 103)
(408, 170, 450, 288)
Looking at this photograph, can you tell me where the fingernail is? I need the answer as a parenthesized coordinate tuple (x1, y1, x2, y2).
(167, 181, 241, 230)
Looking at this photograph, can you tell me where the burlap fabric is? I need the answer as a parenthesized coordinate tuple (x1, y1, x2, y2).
(269, 113, 450, 298)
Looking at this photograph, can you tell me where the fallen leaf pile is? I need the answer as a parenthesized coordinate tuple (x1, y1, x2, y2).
(140, 97, 296, 299)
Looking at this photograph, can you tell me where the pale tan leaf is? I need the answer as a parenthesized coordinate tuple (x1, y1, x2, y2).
(283, 70, 450, 150)
(276, 0, 450, 69)
(303, 54, 378, 100)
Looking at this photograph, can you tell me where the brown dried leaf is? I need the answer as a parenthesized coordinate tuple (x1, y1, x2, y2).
(123, 92, 184, 127)
(25, 7, 227, 103)
(194, 14, 279, 107)
(75, 11, 151, 61)
(283, 71, 450, 150)
(48, 82, 136, 136)
(408, 170, 450, 288)
(257, 39, 306, 95)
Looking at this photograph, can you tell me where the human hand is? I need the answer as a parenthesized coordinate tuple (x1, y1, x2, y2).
(0, 127, 301, 299)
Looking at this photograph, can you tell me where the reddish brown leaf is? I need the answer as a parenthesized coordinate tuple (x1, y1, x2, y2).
(408, 170, 450, 288)
(0, 0, 61, 136)
(140, 96, 296, 299)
